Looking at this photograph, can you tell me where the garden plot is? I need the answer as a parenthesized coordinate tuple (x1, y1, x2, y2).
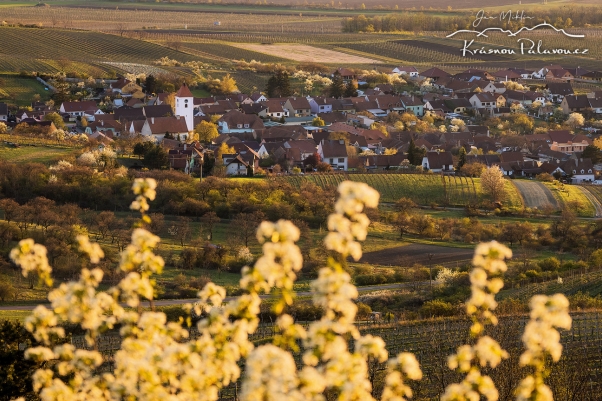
(233, 43, 382, 64)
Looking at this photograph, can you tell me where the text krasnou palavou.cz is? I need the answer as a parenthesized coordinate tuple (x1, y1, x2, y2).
(461, 39, 589, 56)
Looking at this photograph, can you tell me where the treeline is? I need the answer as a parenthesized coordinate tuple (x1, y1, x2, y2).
(342, 7, 602, 32)
(0, 161, 335, 225)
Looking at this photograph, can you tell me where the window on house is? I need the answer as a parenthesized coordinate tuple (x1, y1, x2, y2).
(244, 124, 249, 128)
(237, 124, 242, 128)
(581, 170, 585, 174)
(338, 158, 344, 163)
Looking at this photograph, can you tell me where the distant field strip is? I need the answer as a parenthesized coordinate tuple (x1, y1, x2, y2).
(577, 186, 602, 217)
(281, 173, 524, 209)
(181, 42, 288, 63)
(233, 43, 382, 63)
(512, 180, 559, 209)
(0, 27, 199, 64)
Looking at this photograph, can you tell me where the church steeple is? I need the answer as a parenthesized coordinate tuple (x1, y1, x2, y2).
(175, 83, 194, 132)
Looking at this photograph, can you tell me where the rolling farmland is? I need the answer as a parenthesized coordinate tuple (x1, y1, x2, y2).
(0, 27, 200, 76)
(512, 180, 559, 210)
(180, 42, 288, 63)
(0, 75, 50, 106)
(281, 173, 523, 209)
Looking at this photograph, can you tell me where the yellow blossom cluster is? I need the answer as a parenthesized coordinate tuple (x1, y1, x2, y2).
(442, 241, 511, 401)
(516, 294, 572, 401)
(10, 238, 53, 286)
(13, 179, 572, 401)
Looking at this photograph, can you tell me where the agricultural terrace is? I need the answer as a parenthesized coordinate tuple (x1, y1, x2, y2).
(543, 182, 596, 218)
(281, 173, 523, 209)
(0, 6, 342, 33)
(0, 75, 50, 106)
(233, 43, 382, 64)
(0, 27, 199, 68)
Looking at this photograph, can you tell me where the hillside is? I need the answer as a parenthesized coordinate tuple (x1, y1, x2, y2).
(281, 173, 524, 209)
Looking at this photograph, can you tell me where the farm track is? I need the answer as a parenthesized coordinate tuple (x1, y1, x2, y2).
(577, 186, 602, 218)
(360, 243, 474, 267)
(512, 180, 559, 209)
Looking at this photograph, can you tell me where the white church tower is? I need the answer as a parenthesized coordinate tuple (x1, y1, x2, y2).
(175, 83, 194, 132)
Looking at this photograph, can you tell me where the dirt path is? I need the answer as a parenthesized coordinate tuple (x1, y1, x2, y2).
(360, 243, 474, 267)
(512, 180, 559, 209)
(577, 186, 602, 218)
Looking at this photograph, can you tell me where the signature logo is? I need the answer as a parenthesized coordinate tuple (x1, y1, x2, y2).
(448, 10, 587, 57)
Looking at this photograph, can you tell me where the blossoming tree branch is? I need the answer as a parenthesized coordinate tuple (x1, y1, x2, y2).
(10, 179, 571, 401)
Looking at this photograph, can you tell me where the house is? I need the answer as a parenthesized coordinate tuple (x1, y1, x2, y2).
(359, 153, 406, 170)
(140, 116, 190, 141)
(264, 99, 289, 120)
(563, 158, 595, 183)
(588, 98, 602, 114)
(400, 95, 424, 116)
(508, 68, 536, 79)
(284, 97, 312, 117)
(372, 95, 404, 114)
(250, 93, 268, 103)
(317, 112, 347, 126)
(493, 69, 522, 82)
(548, 130, 591, 153)
(318, 139, 349, 170)
(582, 71, 602, 82)
(561, 95, 591, 114)
(566, 67, 590, 79)
(225, 152, 259, 176)
(0, 102, 9, 121)
(240, 103, 269, 118)
(392, 66, 419, 77)
(334, 68, 356, 81)
(419, 67, 452, 82)
(469, 93, 504, 113)
(546, 83, 574, 102)
(545, 69, 574, 82)
(110, 78, 142, 95)
(542, 158, 595, 183)
(422, 151, 454, 173)
(60, 101, 99, 118)
(217, 110, 264, 135)
(308, 97, 333, 114)
(283, 139, 317, 161)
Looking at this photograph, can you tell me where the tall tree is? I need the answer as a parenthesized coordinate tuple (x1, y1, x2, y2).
(145, 74, 157, 94)
(219, 73, 239, 94)
(265, 71, 292, 98)
(344, 80, 358, 97)
(457, 146, 467, 170)
(44, 112, 65, 130)
(329, 71, 345, 99)
(407, 138, 419, 165)
(194, 121, 219, 143)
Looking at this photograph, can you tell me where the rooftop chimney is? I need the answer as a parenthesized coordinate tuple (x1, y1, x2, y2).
(339, 139, 345, 145)
(151, 117, 155, 124)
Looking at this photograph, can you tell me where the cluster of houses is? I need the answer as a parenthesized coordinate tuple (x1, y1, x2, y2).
(2, 63, 602, 181)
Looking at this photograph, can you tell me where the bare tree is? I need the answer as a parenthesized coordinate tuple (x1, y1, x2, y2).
(231, 211, 265, 247)
(200, 212, 220, 241)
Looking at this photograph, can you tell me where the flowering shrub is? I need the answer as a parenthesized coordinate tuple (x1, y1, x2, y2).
(11, 179, 571, 401)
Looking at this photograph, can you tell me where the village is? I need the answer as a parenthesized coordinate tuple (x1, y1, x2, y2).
(2, 63, 602, 183)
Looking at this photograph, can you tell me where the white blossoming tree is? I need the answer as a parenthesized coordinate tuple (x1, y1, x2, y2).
(10, 179, 571, 401)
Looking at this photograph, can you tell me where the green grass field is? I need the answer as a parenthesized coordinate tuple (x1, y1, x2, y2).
(0, 75, 50, 106)
(543, 182, 596, 217)
(0, 310, 31, 322)
(0, 143, 77, 164)
(282, 174, 524, 210)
